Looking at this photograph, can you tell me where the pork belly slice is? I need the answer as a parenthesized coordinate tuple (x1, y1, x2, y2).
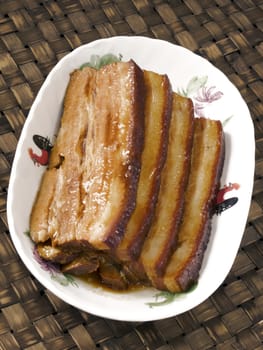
(47, 68, 97, 248)
(75, 60, 145, 250)
(160, 117, 225, 292)
(48, 67, 96, 169)
(140, 93, 194, 284)
(30, 168, 57, 243)
(115, 70, 172, 261)
(30, 68, 96, 244)
(51, 60, 145, 250)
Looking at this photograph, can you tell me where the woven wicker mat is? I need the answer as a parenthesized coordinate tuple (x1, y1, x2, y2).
(0, 0, 263, 349)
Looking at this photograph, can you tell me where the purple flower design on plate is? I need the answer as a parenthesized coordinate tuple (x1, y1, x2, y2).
(32, 245, 78, 287)
(33, 246, 60, 273)
(195, 86, 223, 103)
(193, 85, 223, 118)
(177, 76, 224, 119)
(194, 102, 205, 117)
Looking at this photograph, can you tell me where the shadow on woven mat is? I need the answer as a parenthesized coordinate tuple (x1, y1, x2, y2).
(0, 1, 263, 349)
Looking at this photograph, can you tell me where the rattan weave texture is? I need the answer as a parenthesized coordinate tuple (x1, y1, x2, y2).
(0, 1, 263, 349)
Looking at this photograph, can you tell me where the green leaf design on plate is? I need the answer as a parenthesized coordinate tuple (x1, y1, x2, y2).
(63, 273, 79, 287)
(177, 76, 208, 97)
(80, 53, 123, 70)
(146, 284, 197, 308)
(24, 230, 31, 237)
(222, 115, 234, 127)
(51, 272, 78, 287)
(187, 76, 208, 95)
(146, 291, 177, 308)
(177, 87, 188, 97)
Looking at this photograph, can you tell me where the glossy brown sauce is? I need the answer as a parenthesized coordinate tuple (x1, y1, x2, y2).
(78, 272, 147, 293)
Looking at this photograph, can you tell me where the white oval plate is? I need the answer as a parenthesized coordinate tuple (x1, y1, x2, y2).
(7, 36, 255, 322)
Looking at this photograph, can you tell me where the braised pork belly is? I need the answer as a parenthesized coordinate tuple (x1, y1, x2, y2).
(115, 70, 172, 262)
(140, 93, 194, 284)
(31, 60, 145, 251)
(30, 60, 225, 293)
(161, 118, 224, 292)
